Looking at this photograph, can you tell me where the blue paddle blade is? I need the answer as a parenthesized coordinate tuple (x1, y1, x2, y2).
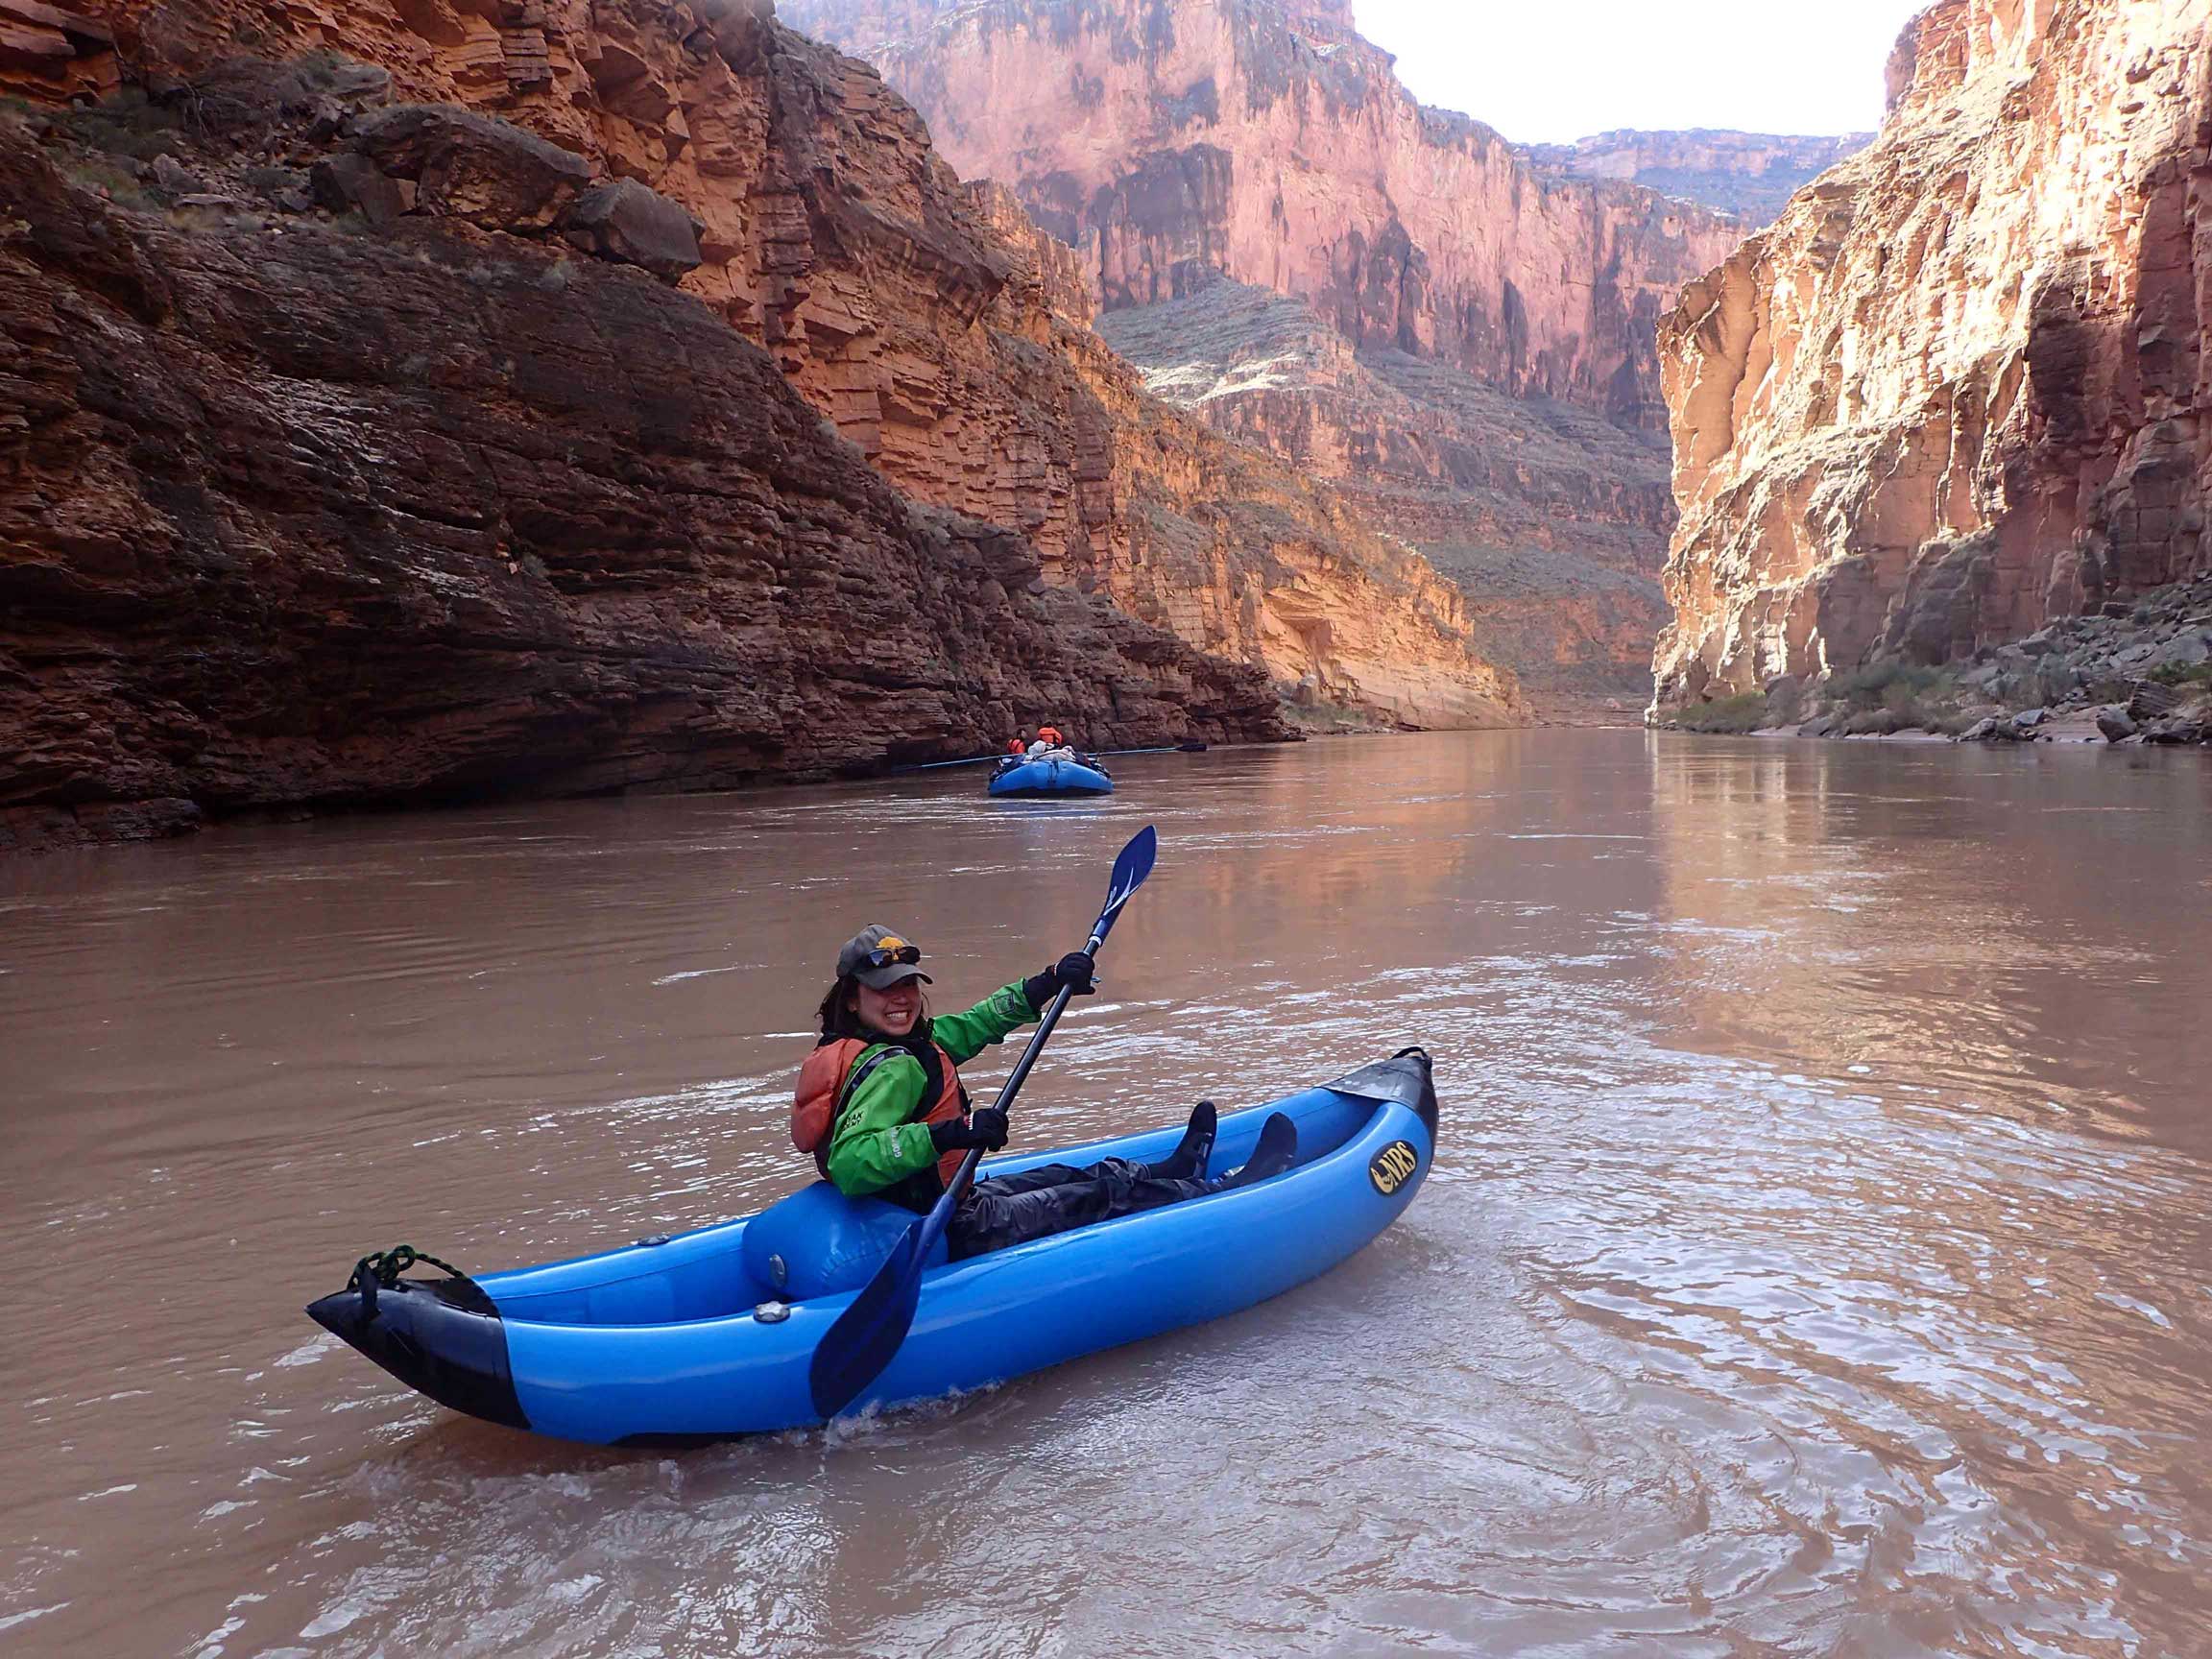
(808, 1206, 941, 1419)
(1099, 826, 1157, 929)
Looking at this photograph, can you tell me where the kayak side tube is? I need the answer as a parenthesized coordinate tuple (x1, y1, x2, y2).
(309, 1050, 1438, 1443)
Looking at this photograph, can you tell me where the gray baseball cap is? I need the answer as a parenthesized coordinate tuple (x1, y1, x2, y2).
(835, 925, 934, 990)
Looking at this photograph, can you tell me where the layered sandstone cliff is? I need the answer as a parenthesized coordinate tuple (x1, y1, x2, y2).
(969, 204, 1516, 723)
(1652, 0, 2212, 710)
(783, 0, 1731, 710)
(0, 0, 114, 101)
(3, 0, 1523, 842)
(1, 20, 1322, 849)
(1521, 130, 1873, 228)
(50, 2, 1519, 726)
(786, 0, 1743, 428)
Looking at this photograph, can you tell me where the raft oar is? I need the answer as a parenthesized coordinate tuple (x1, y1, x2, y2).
(806, 824, 1160, 1420)
(891, 754, 1005, 773)
(892, 740, 1204, 774)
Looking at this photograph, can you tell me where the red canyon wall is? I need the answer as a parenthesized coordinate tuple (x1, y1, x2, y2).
(5, 2, 1389, 846)
(786, 0, 1743, 428)
(2, 0, 1524, 856)
(782, 0, 1761, 710)
(1652, 0, 2212, 709)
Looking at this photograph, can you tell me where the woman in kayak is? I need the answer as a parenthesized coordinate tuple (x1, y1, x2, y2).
(794, 926, 1295, 1257)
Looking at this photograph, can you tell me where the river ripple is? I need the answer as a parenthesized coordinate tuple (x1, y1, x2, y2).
(3, 731, 2209, 1657)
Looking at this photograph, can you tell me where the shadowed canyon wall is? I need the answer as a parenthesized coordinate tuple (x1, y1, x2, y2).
(1653, 0, 2212, 709)
(152, 0, 1521, 725)
(0, 89, 1285, 851)
(3, 0, 1527, 852)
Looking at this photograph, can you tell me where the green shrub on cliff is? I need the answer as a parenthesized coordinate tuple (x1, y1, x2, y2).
(1664, 691, 1770, 733)
(2150, 661, 2212, 689)
(1834, 661, 1953, 710)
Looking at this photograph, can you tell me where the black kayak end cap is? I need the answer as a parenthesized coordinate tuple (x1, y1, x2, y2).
(1326, 1046, 1440, 1142)
(306, 1280, 528, 1431)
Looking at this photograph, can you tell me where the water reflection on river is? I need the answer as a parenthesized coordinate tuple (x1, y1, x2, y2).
(4, 732, 2209, 1657)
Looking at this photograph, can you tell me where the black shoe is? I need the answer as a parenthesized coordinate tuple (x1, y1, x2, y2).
(1145, 1099, 1217, 1183)
(1216, 1113, 1297, 1190)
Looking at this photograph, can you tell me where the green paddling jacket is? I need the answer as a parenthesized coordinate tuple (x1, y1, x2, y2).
(824, 982, 1040, 1210)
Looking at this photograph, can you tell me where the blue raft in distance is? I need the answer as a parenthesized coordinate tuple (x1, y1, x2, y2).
(305, 1049, 1437, 1444)
(989, 756, 1115, 797)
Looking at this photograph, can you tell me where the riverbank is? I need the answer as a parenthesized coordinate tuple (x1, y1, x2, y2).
(1651, 575, 2212, 748)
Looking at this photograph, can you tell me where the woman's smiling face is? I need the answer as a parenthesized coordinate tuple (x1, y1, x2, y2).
(854, 977, 923, 1037)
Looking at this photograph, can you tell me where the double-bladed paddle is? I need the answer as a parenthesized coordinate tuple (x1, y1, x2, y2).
(806, 824, 1160, 1420)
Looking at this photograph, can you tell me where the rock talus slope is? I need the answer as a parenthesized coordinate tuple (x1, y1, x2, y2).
(1093, 274, 1680, 706)
(1652, 0, 2212, 709)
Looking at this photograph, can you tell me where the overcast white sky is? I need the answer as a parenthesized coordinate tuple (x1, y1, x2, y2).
(1353, 0, 1931, 145)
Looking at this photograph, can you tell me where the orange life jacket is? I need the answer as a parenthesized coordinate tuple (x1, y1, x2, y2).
(792, 1037, 970, 1190)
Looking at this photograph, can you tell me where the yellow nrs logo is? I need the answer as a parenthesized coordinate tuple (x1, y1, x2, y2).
(1369, 1140, 1419, 1196)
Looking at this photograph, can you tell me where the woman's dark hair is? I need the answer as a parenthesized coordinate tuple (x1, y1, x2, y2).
(817, 975, 863, 1042)
(815, 975, 930, 1044)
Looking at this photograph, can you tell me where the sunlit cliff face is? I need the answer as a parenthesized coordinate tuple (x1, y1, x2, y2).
(1651, 0, 2212, 708)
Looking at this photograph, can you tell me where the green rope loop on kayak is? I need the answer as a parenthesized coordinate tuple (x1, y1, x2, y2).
(348, 1243, 469, 1292)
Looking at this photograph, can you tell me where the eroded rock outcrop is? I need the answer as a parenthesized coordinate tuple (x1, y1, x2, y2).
(1652, 0, 2212, 713)
(784, 0, 1744, 428)
(1521, 130, 1873, 228)
(0, 78, 1286, 850)
(0, 0, 115, 102)
(27, 0, 1517, 730)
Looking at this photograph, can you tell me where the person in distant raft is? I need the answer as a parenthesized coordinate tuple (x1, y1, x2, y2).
(1025, 725, 1076, 761)
(794, 926, 1295, 1257)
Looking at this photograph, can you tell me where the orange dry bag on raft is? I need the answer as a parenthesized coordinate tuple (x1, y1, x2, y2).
(793, 1039, 970, 1190)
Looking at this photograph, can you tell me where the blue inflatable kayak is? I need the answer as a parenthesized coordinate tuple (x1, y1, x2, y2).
(990, 756, 1114, 797)
(306, 1049, 1436, 1443)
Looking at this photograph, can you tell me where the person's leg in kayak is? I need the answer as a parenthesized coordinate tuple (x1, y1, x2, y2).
(948, 1104, 1297, 1259)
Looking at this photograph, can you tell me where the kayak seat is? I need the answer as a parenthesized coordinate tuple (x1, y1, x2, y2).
(740, 1182, 950, 1303)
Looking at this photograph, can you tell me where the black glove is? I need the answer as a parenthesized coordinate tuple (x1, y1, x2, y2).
(930, 1107, 1009, 1153)
(1022, 951, 1097, 1012)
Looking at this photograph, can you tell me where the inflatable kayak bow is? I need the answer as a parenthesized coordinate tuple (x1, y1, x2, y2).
(989, 756, 1114, 797)
(305, 1048, 1438, 1443)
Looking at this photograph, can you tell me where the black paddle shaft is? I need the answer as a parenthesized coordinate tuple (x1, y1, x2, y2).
(942, 937, 1097, 1208)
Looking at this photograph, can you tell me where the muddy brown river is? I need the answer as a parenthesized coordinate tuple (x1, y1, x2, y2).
(5, 731, 2211, 1657)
